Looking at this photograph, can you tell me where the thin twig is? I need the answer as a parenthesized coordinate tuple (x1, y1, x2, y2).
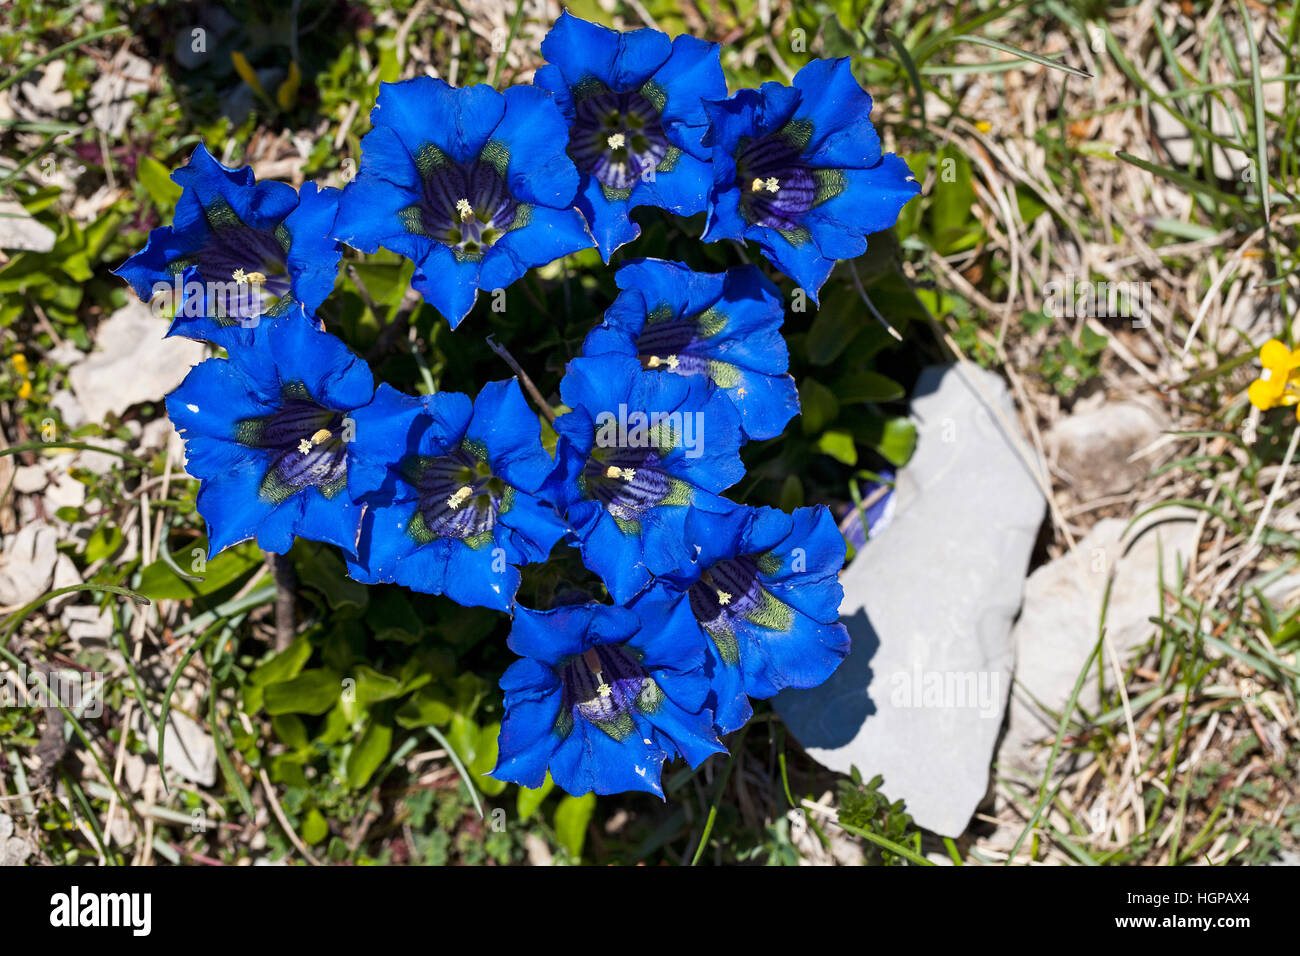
(485, 334, 556, 423)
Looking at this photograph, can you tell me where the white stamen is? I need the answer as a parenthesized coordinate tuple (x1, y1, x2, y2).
(620, 467, 636, 481)
(455, 198, 474, 221)
(764, 177, 780, 193)
(606, 132, 626, 150)
(717, 590, 733, 606)
(297, 439, 312, 454)
(646, 354, 680, 370)
(446, 485, 474, 510)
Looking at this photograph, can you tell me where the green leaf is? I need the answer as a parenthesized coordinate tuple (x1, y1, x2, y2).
(554, 792, 597, 860)
(804, 285, 864, 365)
(137, 540, 262, 601)
(778, 474, 804, 511)
(272, 714, 311, 751)
(346, 720, 393, 790)
(948, 34, 1092, 79)
(816, 430, 858, 465)
(302, 808, 329, 845)
(248, 636, 313, 688)
(834, 370, 905, 403)
(366, 589, 424, 643)
(928, 148, 979, 255)
(395, 685, 454, 729)
(799, 378, 840, 434)
(264, 668, 342, 716)
(517, 774, 554, 822)
(875, 417, 917, 466)
(351, 664, 404, 706)
(84, 524, 123, 563)
(138, 155, 183, 211)
(469, 720, 505, 797)
(294, 543, 369, 611)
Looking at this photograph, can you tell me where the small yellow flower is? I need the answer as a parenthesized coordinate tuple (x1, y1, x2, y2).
(1247, 339, 1300, 419)
(975, 120, 993, 134)
(12, 353, 31, 400)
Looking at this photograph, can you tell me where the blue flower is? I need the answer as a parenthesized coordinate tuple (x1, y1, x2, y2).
(115, 143, 342, 347)
(491, 603, 724, 797)
(547, 353, 745, 603)
(332, 78, 594, 328)
(583, 258, 799, 440)
(343, 379, 570, 612)
(534, 11, 726, 260)
(701, 59, 920, 299)
(166, 309, 378, 556)
(630, 504, 850, 734)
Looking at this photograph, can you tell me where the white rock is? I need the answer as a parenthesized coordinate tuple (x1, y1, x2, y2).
(0, 523, 60, 606)
(0, 836, 30, 866)
(48, 554, 81, 613)
(89, 51, 152, 137)
(139, 709, 218, 788)
(43, 471, 86, 513)
(66, 301, 206, 425)
(777, 364, 1045, 837)
(12, 466, 46, 495)
(1046, 399, 1165, 500)
(61, 603, 114, 644)
(0, 200, 56, 253)
(70, 438, 129, 475)
(997, 507, 1201, 777)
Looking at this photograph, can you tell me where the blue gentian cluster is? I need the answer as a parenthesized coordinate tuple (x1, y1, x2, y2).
(118, 13, 918, 798)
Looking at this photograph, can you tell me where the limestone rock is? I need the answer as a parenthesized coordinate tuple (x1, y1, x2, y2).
(997, 507, 1201, 777)
(777, 363, 1046, 837)
(66, 301, 205, 426)
(1046, 399, 1165, 500)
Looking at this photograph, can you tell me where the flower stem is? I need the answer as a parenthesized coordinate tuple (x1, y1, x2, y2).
(485, 334, 556, 423)
(270, 552, 297, 652)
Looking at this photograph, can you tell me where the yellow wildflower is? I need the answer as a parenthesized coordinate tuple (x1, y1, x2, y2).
(1247, 339, 1300, 419)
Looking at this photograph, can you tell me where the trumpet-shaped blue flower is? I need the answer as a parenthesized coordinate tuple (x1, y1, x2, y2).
(344, 379, 570, 612)
(548, 354, 745, 603)
(630, 504, 849, 733)
(332, 78, 594, 328)
(166, 310, 379, 556)
(701, 59, 919, 299)
(583, 259, 799, 440)
(491, 603, 724, 797)
(115, 143, 342, 347)
(535, 11, 726, 260)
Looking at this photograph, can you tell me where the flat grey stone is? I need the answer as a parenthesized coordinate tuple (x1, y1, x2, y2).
(0, 523, 60, 607)
(998, 507, 1200, 778)
(139, 709, 217, 788)
(777, 363, 1045, 837)
(66, 301, 205, 425)
(1046, 398, 1165, 500)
